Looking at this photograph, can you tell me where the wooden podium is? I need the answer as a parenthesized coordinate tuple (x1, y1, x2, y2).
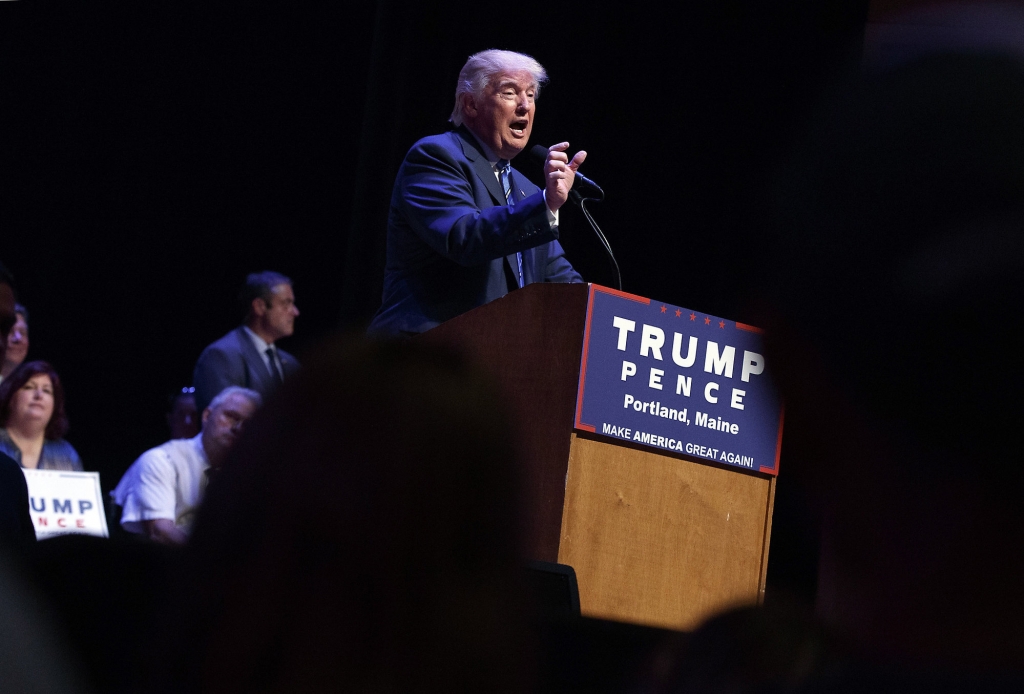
(416, 283, 776, 631)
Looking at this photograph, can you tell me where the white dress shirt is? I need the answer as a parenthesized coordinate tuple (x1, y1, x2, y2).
(113, 433, 209, 535)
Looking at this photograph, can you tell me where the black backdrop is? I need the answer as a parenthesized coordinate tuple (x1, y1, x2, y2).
(2, 2, 865, 589)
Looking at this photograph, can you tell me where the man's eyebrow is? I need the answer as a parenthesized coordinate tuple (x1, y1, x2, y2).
(496, 80, 536, 91)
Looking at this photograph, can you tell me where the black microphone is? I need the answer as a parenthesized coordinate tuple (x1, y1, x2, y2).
(529, 144, 604, 197)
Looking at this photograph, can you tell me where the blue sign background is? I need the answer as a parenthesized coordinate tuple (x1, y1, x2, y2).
(574, 285, 783, 475)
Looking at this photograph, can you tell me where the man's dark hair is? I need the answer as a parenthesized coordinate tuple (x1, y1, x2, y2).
(239, 271, 291, 319)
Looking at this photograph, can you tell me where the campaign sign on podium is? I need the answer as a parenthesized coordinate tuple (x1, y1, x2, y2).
(23, 469, 109, 539)
(574, 285, 783, 475)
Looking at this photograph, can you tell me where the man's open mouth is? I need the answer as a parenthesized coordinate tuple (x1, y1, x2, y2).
(510, 119, 528, 135)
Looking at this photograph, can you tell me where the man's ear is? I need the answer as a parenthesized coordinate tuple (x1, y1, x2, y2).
(201, 407, 211, 426)
(251, 297, 268, 317)
(463, 94, 478, 120)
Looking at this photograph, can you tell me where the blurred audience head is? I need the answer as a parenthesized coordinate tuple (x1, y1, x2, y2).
(0, 304, 27, 380)
(0, 262, 15, 365)
(159, 337, 531, 693)
(239, 271, 298, 342)
(167, 386, 199, 440)
(864, 1, 1024, 73)
(769, 50, 1024, 502)
(766, 43, 1024, 668)
(646, 603, 825, 694)
(200, 386, 260, 468)
(0, 361, 68, 440)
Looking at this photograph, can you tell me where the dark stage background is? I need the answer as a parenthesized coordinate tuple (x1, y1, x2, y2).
(2, 1, 867, 599)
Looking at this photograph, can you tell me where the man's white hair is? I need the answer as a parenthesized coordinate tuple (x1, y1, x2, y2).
(207, 385, 262, 413)
(450, 49, 548, 126)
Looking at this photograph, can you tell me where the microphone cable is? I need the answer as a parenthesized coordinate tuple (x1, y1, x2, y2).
(570, 188, 622, 292)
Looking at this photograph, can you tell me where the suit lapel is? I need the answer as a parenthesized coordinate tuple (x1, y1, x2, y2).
(456, 127, 535, 289)
(456, 127, 507, 207)
(279, 352, 296, 377)
(508, 167, 527, 205)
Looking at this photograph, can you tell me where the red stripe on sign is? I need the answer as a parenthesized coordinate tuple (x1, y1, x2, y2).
(760, 405, 785, 475)
(592, 284, 650, 304)
(575, 284, 599, 431)
(735, 322, 764, 333)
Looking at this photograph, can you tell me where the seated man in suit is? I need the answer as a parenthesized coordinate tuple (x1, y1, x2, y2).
(112, 385, 261, 545)
(193, 271, 300, 413)
(369, 49, 588, 336)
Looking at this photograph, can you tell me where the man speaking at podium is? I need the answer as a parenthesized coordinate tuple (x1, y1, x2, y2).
(369, 49, 587, 336)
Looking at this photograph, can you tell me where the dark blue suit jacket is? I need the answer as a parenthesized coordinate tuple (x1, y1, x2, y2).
(192, 326, 300, 413)
(369, 127, 582, 335)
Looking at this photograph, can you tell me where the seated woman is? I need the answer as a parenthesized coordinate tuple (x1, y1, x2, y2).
(0, 361, 82, 471)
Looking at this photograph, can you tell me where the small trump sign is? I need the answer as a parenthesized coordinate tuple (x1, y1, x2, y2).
(23, 469, 109, 539)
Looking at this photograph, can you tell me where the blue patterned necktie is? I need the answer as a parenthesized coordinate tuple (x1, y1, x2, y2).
(497, 159, 524, 289)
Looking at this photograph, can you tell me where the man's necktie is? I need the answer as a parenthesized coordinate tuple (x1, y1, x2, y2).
(266, 347, 283, 384)
(497, 159, 524, 289)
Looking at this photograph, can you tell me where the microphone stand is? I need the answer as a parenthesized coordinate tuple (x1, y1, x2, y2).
(569, 188, 622, 291)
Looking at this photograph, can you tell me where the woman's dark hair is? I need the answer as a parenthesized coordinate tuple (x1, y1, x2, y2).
(0, 360, 69, 439)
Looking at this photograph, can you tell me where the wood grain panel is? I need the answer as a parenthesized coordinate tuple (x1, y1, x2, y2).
(558, 434, 773, 630)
